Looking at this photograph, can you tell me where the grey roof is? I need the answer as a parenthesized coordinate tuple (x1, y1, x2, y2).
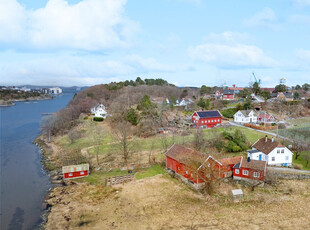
(247, 149, 260, 154)
(238, 110, 257, 117)
(223, 89, 234, 95)
(196, 110, 221, 118)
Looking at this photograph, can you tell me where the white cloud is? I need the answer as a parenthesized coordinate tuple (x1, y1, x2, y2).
(289, 14, 310, 24)
(295, 49, 310, 60)
(244, 8, 282, 31)
(0, 0, 138, 51)
(188, 32, 278, 68)
(292, 0, 310, 7)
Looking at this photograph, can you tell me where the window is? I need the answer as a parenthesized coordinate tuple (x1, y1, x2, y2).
(235, 169, 239, 174)
(277, 149, 280, 154)
(80, 171, 85, 175)
(186, 171, 188, 174)
(285, 156, 289, 161)
(206, 174, 210, 178)
(208, 120, 210, 123)
(208, 163, 210, 167)
(281, 149, 284, 153)
(218, 119, 220, 122)
(242, 170, 248, 176)
(272, 157, 275, 161)
(253, 172, 260, 178)
(69, 173, 73, 177)
(178, 167, 180, 170)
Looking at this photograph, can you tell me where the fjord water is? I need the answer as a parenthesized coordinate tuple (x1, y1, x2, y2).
(0, 94, 73, 230)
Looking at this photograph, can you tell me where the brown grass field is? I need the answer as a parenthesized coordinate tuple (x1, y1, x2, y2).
(46, 175, 310, 230)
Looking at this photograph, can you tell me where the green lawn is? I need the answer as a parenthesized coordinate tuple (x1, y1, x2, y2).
(135, 164, 165, 180)
(293, 152, 310, 170)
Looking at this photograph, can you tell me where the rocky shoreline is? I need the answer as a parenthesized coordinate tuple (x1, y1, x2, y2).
(33, 136, 65, 229)
(0, 96, 54, 107)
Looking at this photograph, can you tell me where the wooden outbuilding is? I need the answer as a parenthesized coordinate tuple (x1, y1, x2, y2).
(191, 110, 222, 128)
(165, 144, 222, 188)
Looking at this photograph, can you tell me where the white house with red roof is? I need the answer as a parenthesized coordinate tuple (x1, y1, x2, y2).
(247, 136, 293, 166)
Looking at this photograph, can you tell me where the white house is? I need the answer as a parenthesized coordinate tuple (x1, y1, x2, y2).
(91, 104, 107, 118)
(175, 98, 193, 106)
(247, 136, 293, 167)
(233, 110, 257, 124)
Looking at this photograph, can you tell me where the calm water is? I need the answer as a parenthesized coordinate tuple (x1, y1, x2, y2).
(0, 94, 74, 230)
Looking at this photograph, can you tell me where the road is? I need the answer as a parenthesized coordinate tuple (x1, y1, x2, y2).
(228, 121, 290, 140)
(268, 167, 310, 174)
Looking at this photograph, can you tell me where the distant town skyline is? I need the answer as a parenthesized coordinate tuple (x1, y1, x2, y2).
(1, 0, 310, 87)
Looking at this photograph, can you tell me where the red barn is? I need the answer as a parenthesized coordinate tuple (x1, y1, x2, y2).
(222, 89, 235, 100)
(257, 112, 275, 123)
(165, 144, 222, 188)
(219, 156, 242, 178)
(62, 163, 89, 179)
(192, 110, 222, 128)
(232, 157, 266, 183)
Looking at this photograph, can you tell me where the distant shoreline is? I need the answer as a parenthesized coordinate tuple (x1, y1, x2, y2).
(0, 96, 55, 107)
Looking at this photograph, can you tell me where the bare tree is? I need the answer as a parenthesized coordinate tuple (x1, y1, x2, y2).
(302, 152, 310, 167)
(113, 121, 135, 167)
(40, 114, 56, 142)
(193, 128, 205, 151)
(68, 129, 81, 144)
(90, 123, 106, 167)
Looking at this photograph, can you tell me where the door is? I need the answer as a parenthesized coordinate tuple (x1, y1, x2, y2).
(259, 154, 262, 161)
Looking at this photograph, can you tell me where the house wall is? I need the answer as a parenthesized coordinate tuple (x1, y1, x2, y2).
(248, 151, 268, 162)
(234, 111, 257, 124)
(266, 147, 293, 166)
(192, 112, 221, 128)
(223, 94, 234, 100)
(64, 170, 89, 179)
(233, 167, 265, 181)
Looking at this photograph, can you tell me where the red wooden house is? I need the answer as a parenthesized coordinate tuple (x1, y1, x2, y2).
(166, 144, 222, 188)
(192, 110, 222, 128)
(257, 111, 275, 123)
(219, 156, 242, 178)
(222, 89, 235, 100)
(232, 157, 266, 183)
(62, 163, 89, 179)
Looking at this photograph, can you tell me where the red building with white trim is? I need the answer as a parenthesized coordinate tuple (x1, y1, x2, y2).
(62, 164, 89, 179)
(232, 157, 266, 183)
(165, 144, 222, 187)
(192, 110, 222, 128)
(222, 89, 235, 100)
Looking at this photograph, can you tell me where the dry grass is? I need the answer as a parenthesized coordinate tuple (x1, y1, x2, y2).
(45, 176, 310, 230)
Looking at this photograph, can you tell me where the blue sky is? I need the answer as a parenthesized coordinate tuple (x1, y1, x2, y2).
(0, 0, 310, 87)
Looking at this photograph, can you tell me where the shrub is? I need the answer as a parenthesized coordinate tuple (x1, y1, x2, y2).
(83, 116, 89, 120)
(220, 108, 237, 118)
(93, 117, 104, 122)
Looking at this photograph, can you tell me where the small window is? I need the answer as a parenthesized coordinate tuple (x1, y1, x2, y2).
(208, 163, 210, 167)
(277, 150, 280, 154)
(186, 171, 188, 174)
(281, 149, 284, 153)
(206, 174, 210, 178)
(253, 172, 260, 178)
(272, 157, 275, 161)
(191, 173, 193, 177)
(80, 171, 85, 175)
(208, 120, 210, 123)
(178, 167, 180, 170)
(242, 170, 248, 176)
(218, 119, 220, 122)
(285, 156, 289, 161)
(69, 173, 73, 177)
(235, 169, 239, 174)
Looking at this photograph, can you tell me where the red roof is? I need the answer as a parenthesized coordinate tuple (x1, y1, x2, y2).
(166, 144, 206, 165)
(219, 156, 242, 166)
(239, 158, 267, 171)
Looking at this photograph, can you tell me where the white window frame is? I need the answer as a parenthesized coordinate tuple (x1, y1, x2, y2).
(285, 156, 289, 161)
(186, 171, 188, 174)
(277, 149, 280, 154)
(242, 170, 248, 176)
(80, 171, 85, 175)
(253, 172, 259, 178)
(235, 169, 239, 174)
(272, 157, 275, 161)
(281, 149, 284, 153)
(69, 173, 73, 177)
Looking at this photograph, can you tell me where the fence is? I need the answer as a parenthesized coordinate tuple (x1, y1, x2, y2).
(106, 174, 135, 186)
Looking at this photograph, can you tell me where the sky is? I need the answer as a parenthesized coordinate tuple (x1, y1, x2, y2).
(0, 0, 310, 87)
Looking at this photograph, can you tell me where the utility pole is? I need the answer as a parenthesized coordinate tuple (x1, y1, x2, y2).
(276, 122, 279, 138)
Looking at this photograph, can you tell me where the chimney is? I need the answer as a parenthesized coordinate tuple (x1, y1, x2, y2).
(247, 157, 251, 162)
(233, 84, 236, 88)
(272, 137, 274, 143)
(265, 135, 268, 143)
